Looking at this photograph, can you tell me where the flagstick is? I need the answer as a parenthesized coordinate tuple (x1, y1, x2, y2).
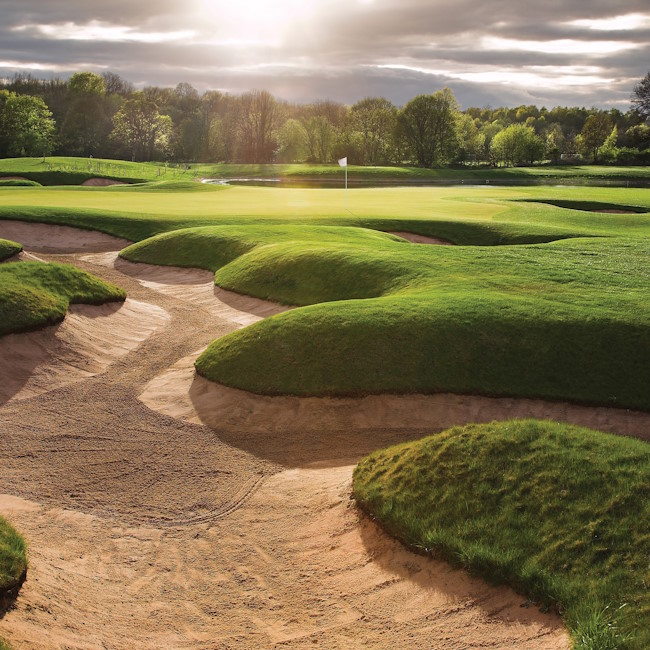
(345, 164, 348, 210)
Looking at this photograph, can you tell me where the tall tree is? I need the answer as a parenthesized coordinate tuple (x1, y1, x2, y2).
(397, 89, 460, 167)
(349, 97, 396, 165)
(0, 92, 56, 157)
(61, 72, 108, 156)
(579, 113, 612, 162)
(236, 90, 279, 163)
(110, 95, 172, 161)
(631, 71, 650, 119)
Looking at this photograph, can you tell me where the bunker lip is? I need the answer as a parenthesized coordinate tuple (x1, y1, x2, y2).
(0, 220, 132, 253)
(387, 230, 455, 245)
(0, 298, 169, 405)
(80, 178, 127, 187)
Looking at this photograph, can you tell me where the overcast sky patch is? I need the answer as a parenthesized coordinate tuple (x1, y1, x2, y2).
(1, 0, 648, 108)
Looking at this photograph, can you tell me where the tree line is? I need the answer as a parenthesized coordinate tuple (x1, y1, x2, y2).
(1, 70, 649, 167)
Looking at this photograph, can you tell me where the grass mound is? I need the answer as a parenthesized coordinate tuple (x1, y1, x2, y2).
(0, 262, 126, 336)
(0, 179, 42, 187)
(0, 238, 22, 261)
(0, 515, 27, 601)
(353, 419, 650, 649)
(194, 234, 650, 410)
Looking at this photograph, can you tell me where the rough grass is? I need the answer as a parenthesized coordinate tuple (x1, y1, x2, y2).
(0, 262, 126, 336)
(0, 515, 27, 600)
(0, 238, 22, 261)
(353, 419, 650, 650)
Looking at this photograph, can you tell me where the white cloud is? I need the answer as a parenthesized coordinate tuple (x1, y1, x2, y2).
(481, 36, 641, 56)
(567, 13, 650, 31)
(12, 21, 195, 44)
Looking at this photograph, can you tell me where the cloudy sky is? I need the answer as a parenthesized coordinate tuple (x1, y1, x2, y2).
(1, 0, 649, 108)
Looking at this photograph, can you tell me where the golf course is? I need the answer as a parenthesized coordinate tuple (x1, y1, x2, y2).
(0, 159, 648, 649)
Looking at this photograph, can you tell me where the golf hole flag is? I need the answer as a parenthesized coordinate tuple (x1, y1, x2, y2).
(339, 157, 348, 208)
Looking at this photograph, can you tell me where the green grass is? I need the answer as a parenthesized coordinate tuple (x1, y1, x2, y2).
(0, 174, 649, 409)
(1, 157, 650, 186)
(0, 179, 41, 187)
(0, 262, 126, 336)
(0, 238, 22, 261)
(0, 515, 27, 600)
(353, 419, 650, 649)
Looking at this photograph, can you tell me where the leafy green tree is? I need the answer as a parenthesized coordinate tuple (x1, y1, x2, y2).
(631, 71, 650, 119)
(598, 126, 619, 163)
(110, 95, 172, 161)
(0, 92, 56, 157)
(61, 72, 109, 156)
(303, 116, 336, 163)
(68, 72, 105, 96)
(579, 113, 612, 162)
(397, 88, 460, 167)
(455, 113, 485, 164)
(490, 124, 544, 166)
(276, 118, 308, 162)
(349, 97, 396, 164)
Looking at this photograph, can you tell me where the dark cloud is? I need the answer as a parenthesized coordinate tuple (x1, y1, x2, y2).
(0, 0, 648, 107)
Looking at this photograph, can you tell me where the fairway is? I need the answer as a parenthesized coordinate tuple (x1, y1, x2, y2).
(0, 173, 648, 650)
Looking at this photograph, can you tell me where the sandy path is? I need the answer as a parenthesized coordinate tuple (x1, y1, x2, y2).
(0, 240, 569, 648)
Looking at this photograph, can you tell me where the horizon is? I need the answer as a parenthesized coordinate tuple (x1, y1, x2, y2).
(1, 1, 649, 110)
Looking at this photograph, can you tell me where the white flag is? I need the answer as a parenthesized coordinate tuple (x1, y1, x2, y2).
(338, 157, 347, 167)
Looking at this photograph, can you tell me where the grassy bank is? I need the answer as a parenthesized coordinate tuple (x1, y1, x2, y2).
(1, 157, 650, 186)
(0, 262, 126, 336)
(0, 515, 27, 601)
(353, 420, 650, 649)
(0, 238, 22, 261)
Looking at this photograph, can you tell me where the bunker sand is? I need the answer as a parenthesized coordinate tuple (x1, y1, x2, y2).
(0, 220, 131, 253)
(0, 242, 569, 648)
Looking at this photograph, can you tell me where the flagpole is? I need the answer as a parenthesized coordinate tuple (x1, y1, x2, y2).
(345, 164, 348, 210)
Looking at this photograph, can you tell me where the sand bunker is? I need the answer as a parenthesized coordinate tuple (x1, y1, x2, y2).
(140, 352, 650, 467)
(0, 220, 131, 253)
(83, 252, 290, 325)
(0, 176, 31, 181)
(389, 230, 454, 245)
(0, 465, 567, 649)
(80, 178, 126, 187)
(0, 299, 169, 405)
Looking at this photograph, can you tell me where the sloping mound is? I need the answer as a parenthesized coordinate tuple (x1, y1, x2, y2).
(0, 262, 126, 336)
(0, 514, 26, 602)
(0, 238, 22, 262)
(354, 419, 650, 650)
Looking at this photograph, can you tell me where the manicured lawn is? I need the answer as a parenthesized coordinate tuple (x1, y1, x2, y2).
(2, 157, 650, 185)
(0, 262, 126, 336)
(1, 173, 649, 409)
(0, 238, 21, 261)
(353, 420, 650, 650)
